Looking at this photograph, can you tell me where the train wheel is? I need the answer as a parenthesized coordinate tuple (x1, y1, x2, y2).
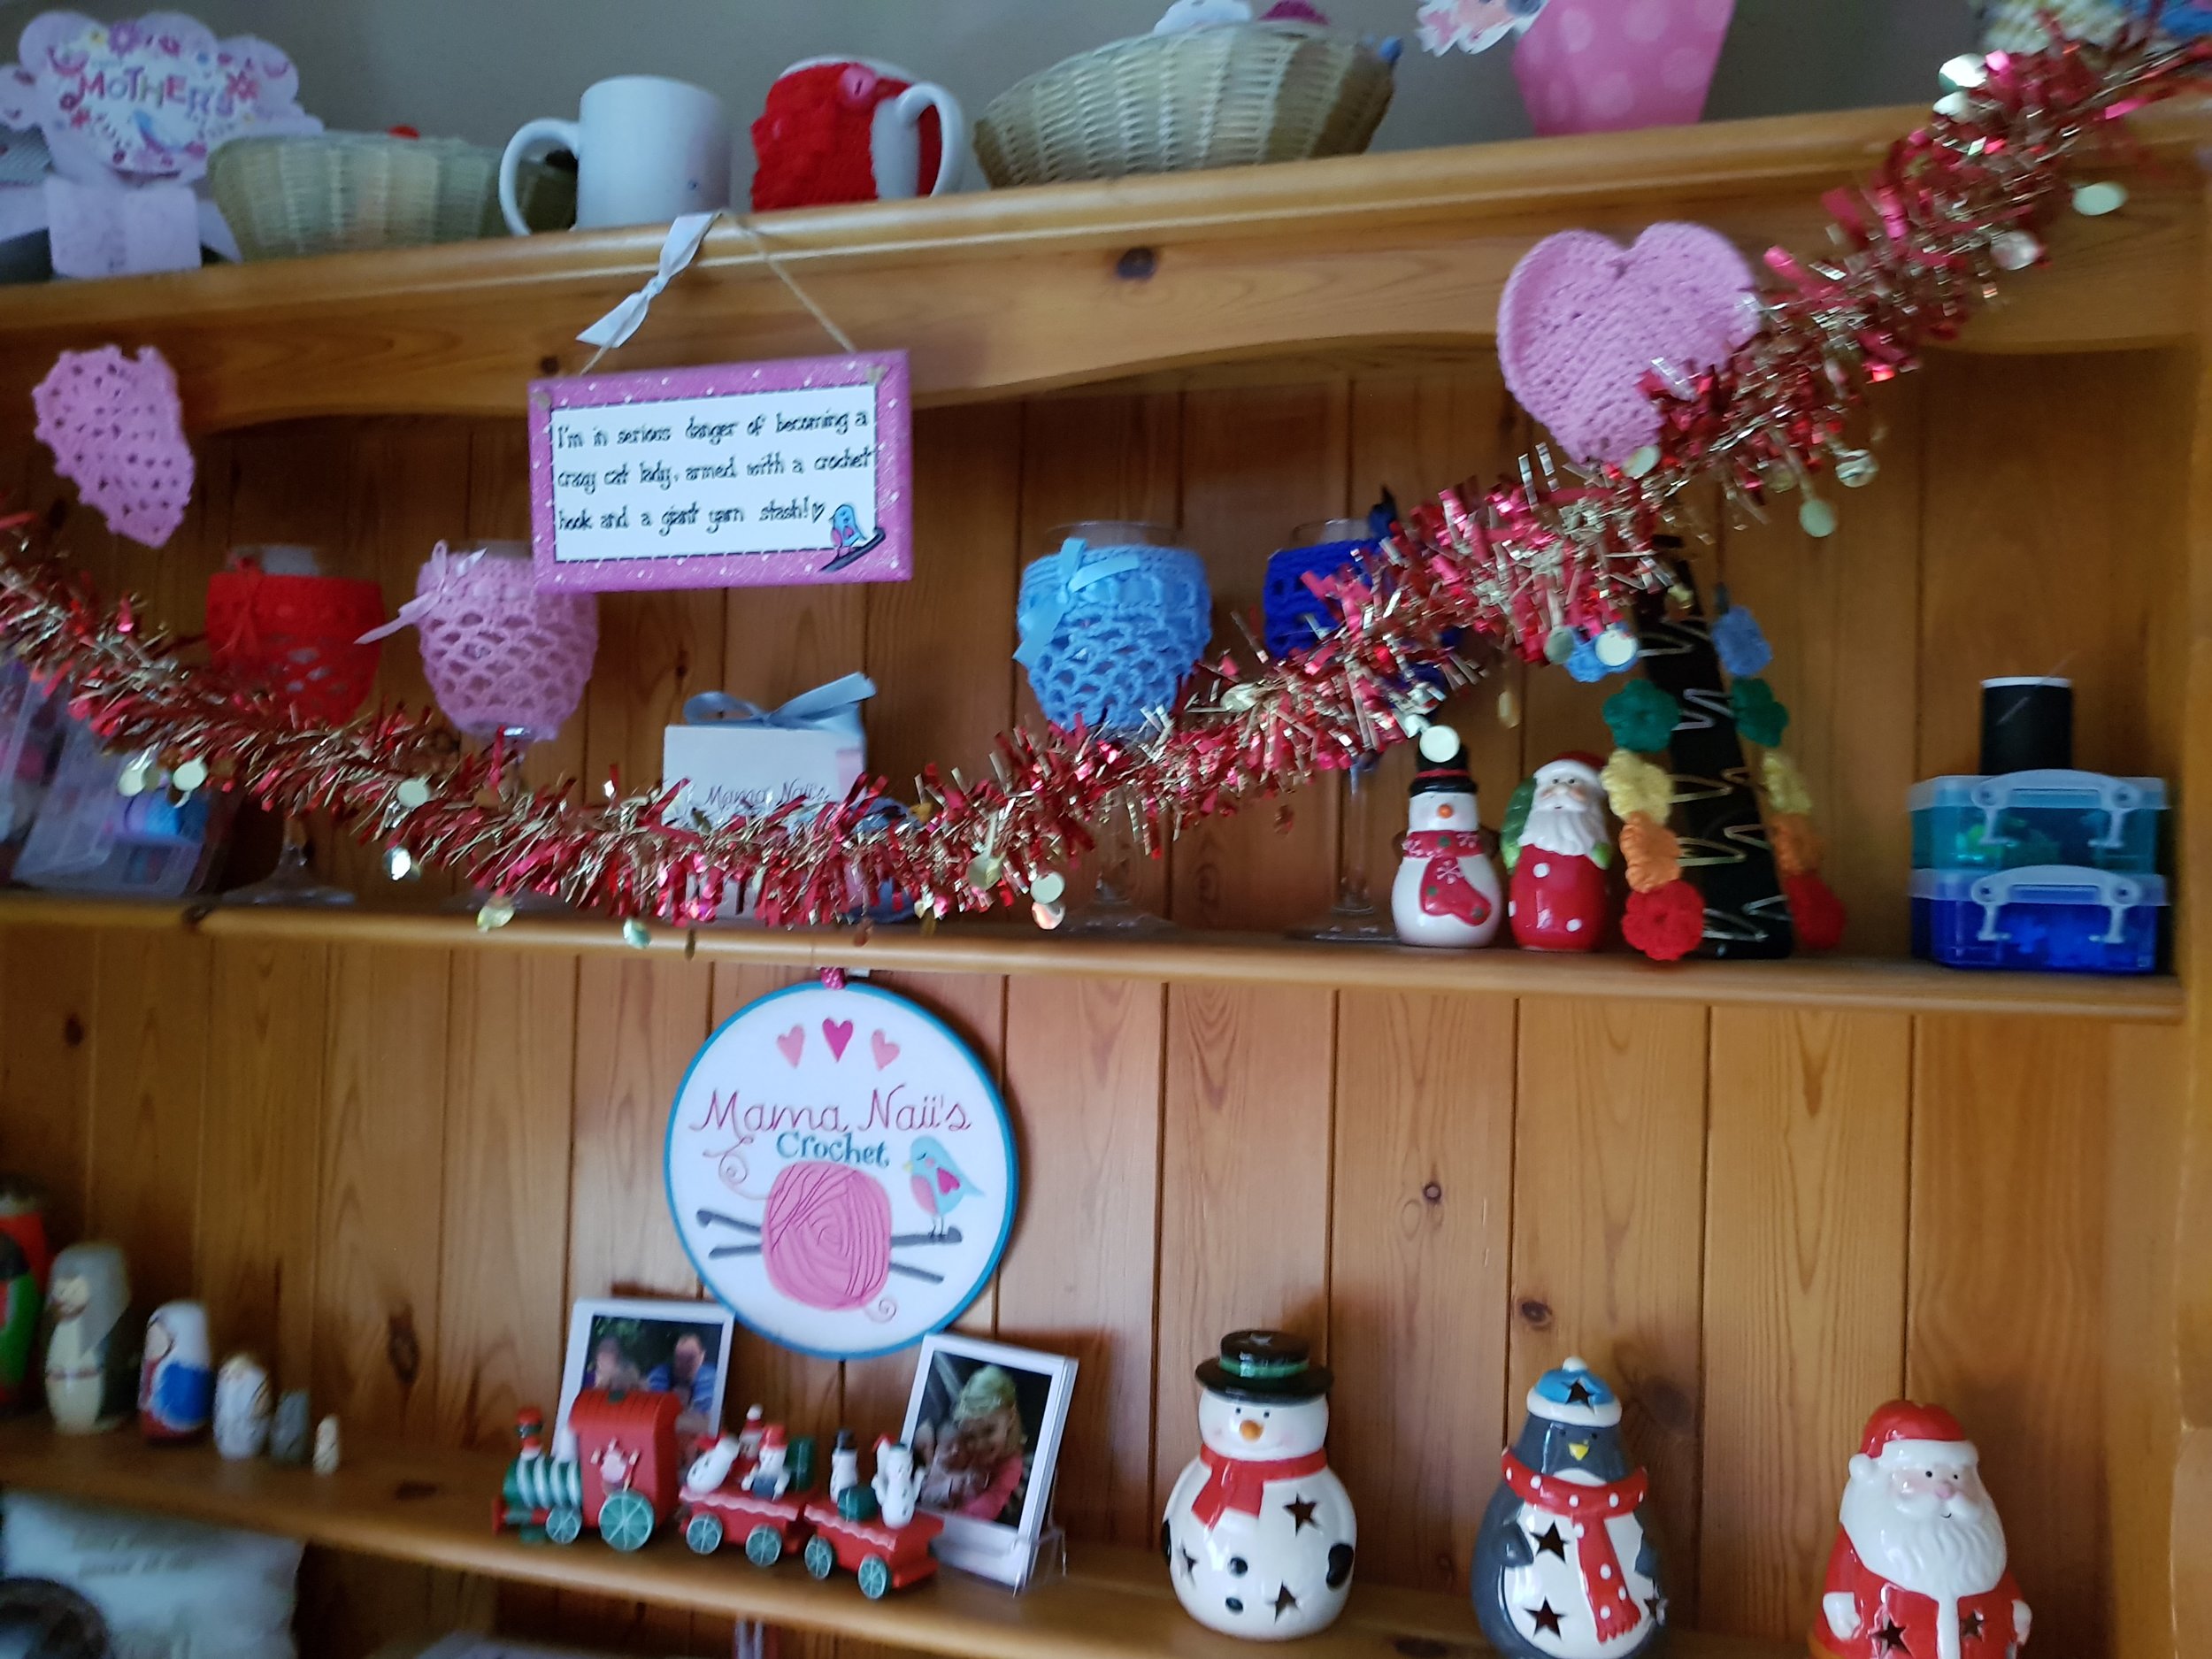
(856, 1555, 892, 1600)
(599, 1490, 655, 1553)
(686, 1511, 726, 1555)
(744, 1524, 784, 1568)
(543, 1507, 582, 1547)
(803, 1535, 837, 1580)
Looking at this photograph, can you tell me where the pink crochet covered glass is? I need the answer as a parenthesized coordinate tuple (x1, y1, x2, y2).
(1514, 0, 1736, 136)
(373, 541, 597, 741)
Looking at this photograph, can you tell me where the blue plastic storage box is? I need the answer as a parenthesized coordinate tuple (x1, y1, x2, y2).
(1910, 865, 2165, 974)
(1908, 769, 2166, 873)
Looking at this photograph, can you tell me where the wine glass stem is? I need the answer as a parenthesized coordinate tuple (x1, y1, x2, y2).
(1338, 758, 1376, 913)
(1094, 787, 1137, 909)
(276, 813, 312, 873)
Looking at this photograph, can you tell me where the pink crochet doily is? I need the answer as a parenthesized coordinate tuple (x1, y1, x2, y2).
(1497, 221, 1756, 465)
(31, 346, 194, 547)
(386, 546, 597, 742)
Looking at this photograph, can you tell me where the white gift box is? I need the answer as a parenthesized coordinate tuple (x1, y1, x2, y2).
(662, 674, 873, 832)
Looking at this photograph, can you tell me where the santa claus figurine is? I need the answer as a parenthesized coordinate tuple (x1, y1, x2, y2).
(1502, 753, 1615, 951)
(1812, 1401, 2031, 1659)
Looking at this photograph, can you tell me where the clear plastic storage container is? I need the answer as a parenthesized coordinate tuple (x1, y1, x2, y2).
(1910, 865, 2165, 974)
(1908, 770, 2165, 873)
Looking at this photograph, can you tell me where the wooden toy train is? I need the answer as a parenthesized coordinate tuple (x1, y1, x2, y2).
(493, 1394, 941, 1598)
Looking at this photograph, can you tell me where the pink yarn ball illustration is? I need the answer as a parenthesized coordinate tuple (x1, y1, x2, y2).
(761, 1161, 893, 1313)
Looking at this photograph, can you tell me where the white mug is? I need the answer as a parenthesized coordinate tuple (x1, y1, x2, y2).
(499, 75, 732, 235)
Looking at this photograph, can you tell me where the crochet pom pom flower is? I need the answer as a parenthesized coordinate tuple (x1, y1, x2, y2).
(1784, 870, 1846, 952)
(1624, 879, 1704, 961)
(1769, 812, 1823, 878)
(1619, 812, 1683, 892)
(1603, 679, 1680, 752)
(1729, 676, 1789, 747)
(1761, 749, 1812, 817)
(1711, 604, 1772, 677)
(1602, 749, 1673, 823)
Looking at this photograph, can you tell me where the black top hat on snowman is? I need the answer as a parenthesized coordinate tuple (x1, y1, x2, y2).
(1196, 1330, 1334, 1403)
(1408, 725, 1474, 799)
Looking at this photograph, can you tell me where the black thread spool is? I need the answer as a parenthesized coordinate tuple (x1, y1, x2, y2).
(1980, 678, 2073, 775)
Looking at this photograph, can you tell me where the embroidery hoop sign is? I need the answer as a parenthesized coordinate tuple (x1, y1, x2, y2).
(527, 349, 911, 593)
(666, 980, 1015, 1360)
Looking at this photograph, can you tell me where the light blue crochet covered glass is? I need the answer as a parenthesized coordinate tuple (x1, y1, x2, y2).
(1016, 523, 1211, 735)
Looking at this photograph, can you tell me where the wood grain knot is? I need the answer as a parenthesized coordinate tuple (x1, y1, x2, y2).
(1116, 247, 1158, 280)
(1393, 1640, 1450, 1658)
(386, 1308, 422, 1390)
(1639, 1373, 1694, 1433)
(538, 355, 561, 375)
(61, 1014, 84, 1048)
(1517, 1297, 1552, 1329)
(392, 1480, 440, 1502)
(1422, 1181, 1443, 1204)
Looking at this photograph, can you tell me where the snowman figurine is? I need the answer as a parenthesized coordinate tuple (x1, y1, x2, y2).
(1163, 1331, 1356, 1640)
(1472, 1358, 1665, 1659)
(1392, 725, 1503, 947)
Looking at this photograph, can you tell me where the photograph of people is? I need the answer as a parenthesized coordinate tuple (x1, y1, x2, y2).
(560, 1301, 733, 1446)
(913, 1359, 1037, 1525)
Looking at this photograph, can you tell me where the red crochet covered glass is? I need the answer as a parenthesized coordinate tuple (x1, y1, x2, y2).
(204, 553, 386, 906)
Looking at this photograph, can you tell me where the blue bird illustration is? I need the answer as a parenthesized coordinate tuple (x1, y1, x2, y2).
(904, 1136, 979, 1236)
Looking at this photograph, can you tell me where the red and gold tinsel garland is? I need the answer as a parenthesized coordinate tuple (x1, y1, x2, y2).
(0, 26, 2201, 927)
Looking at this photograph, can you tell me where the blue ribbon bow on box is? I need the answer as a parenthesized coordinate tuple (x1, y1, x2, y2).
(680, 672, 876, 742)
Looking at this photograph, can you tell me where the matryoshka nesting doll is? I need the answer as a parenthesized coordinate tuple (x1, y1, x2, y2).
(1392, 726, 1503, 947)
(0, 1174, 50, 1409)
(1473, 1357, 1665, 1659)
(1162, 1331, 1356, 1640)
(138, 1300, 212, 1442)
(42, 1241, 133, 1433)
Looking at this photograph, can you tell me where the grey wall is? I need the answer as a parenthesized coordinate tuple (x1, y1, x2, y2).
(4, 1, 1979, 191)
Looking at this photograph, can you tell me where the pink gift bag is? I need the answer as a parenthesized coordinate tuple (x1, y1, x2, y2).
(1514, 0, 1736, 136)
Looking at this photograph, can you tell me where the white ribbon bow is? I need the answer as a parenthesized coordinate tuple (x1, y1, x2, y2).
(356, 541, 483, 643)
(578, 211, 720, 353)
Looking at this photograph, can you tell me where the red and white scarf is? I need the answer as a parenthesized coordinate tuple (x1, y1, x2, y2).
(1403, 829, 1492, 925)
(1190, 1445, 1330, 1528)
(1502, 1452, 1648, 1632)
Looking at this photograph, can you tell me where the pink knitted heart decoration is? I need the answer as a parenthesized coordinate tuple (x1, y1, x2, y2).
(32, 346, 194, 548)
(1497, 221, 1757, 465)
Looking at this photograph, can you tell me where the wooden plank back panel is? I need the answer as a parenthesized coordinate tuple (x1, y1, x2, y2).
(84, 932, 211, 1311)
(1153, 984, 1336, 1496)
(1509, 1000, 1709, 1619)
(1171, 386, 1348, 930)
(1328, 989, 1515, 1598)
(0, 926, 96, 1240)
(1700, 1009, 1909, 1637)
(198, 939, 329, 1383)
(1909, 1014, 2115, 1659)
(999, 975, 1166, 1548)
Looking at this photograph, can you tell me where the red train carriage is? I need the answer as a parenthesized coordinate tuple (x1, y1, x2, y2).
(800, 1499, 944, 1599)
(567, 1387, 683, 1550)
(680, 1432, 819, 1565)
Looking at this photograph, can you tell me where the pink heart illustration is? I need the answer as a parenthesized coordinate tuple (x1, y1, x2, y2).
(822, 1018, 855, 1061)
(776, 1025, 805, 1067)
(871, 1030, 900, 1071)
(1498, 222, 1757, 465)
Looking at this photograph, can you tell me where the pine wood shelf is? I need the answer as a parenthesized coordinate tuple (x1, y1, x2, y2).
(0, 102, 2201, 439)
(0, 893, 2178, 1021)
(0, 1421, 1793, 1659)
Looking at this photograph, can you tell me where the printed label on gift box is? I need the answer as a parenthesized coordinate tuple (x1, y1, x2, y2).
(666, 981, 1016, 1360)
(663, 724, 862, 828)
(527, 351, 911, 593)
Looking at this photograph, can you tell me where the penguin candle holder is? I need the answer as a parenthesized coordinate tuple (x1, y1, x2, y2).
(1473, 1358, 1666, 1659)
(1163, 1331, 1356, 1640)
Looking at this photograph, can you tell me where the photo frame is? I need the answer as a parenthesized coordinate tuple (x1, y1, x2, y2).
(898, 1333, 1077, 1588)
(557, 1297, 734, 1446)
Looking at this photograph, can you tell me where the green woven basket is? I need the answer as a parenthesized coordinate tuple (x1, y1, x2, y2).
(975, 21, 1395, 188)
(210, 133, 575, 261)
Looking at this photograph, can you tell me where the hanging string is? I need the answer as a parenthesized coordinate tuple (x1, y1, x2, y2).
(578, 211, 857, 375)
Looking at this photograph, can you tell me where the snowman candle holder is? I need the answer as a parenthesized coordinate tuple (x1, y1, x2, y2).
(1163, 1331, 1356, 1640)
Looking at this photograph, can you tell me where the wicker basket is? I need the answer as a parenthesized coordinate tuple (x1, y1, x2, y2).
(210, 133, 573, 260)
(975, 21, 1394, 188)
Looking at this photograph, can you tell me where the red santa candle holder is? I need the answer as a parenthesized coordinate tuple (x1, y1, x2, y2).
(1812, 1401, 2030, 1659)
(1502, 752, 1616, 950)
